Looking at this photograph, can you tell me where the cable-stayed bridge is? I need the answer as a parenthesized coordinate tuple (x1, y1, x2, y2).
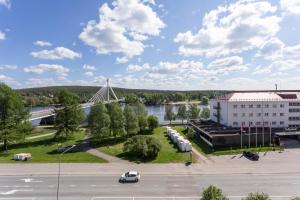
(29, 79, 122, 121)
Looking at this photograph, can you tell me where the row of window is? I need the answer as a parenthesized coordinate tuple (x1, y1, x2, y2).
(233, 113, 285, 117)
(289, 108, 300, 112)
(289, 117, 300, 121)
(232, 121, 285, 126)
(233, 104, 285, 109)
(289, 102, 300, 106)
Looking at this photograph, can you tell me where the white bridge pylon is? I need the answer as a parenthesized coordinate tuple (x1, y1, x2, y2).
(88, 78, 119, 104)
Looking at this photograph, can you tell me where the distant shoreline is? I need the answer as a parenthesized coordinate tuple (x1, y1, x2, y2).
(163, 100, 202, 105)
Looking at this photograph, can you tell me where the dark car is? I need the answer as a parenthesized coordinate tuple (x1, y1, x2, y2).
(243, 151, 259, 161)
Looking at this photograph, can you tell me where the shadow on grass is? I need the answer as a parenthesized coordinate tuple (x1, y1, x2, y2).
(116, 151, 157, 163)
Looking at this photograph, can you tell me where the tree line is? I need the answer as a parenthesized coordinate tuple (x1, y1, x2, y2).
(164, 104, 210, 124)
(16, 85, 226, 107)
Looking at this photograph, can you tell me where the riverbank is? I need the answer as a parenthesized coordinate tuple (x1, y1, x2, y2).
(163, 100, 202, 105)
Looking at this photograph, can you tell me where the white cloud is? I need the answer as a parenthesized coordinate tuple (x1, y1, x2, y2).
(33, 40, 52, 47)
(85, 71, 94, 77)
(30, 47, 81, 60)
(116, 56, 129, 64)
(25, 78, 56, 88)
(0, 74, 19, 86)
(24, 64, 69, 77)
(79, 0, 165, 63)
(0, 31, 6, 40)
(280, 0, 300, 15)
(127, 63, 150, 72)
(0, 0, 10, 8)
(174, 0, 281, 58)
(0, 64, 18, 70)
(83, 64, 96, 71)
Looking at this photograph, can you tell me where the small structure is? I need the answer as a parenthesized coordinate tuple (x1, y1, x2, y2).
(13, 153, 32, 161)
(166, 127, 192, 152)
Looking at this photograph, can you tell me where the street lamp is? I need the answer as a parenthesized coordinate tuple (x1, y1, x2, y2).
(56, 144, 76, 200)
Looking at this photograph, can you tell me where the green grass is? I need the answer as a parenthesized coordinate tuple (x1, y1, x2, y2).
(26, 127, 56, 138)
(174, 126, 279, 156)
(97, 128, 191, 163)
(0, 131, 107, 163)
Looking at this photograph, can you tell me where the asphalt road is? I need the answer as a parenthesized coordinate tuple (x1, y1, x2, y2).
(0, 174, 300, 200)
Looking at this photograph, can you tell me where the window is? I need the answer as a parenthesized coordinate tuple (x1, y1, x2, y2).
(249, 121, 253, 126)
(272, 113, 276, 116)
(256, 122, 261, 126)
(280, 104, 284, 108)
(249, 113, 253, 117)
(233, 122, 238, 126)
(241, 122, 246, 126)
(257, 113, 261, 117)
(265, 113, 269, 116)
(249, 104, 253, 108)
(233, 113, 238, 117)
(265, 104, 269, 108)
(242, 113, 246, 117)
(280, 121, 284, 125)
(280, 113, 284, 116)
(272, 121, 276, 125)
(272, 104, 277, 108)
(264, 121, 269, 125)
(257, 104, 261, 108)
(233, 105, 238, 108)
(241, 104, 246, 108)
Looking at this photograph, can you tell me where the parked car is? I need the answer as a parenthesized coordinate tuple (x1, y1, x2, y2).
(119, 171, 140, 183)
(243, 151, 259, 161)
(13, 153, 32, 161)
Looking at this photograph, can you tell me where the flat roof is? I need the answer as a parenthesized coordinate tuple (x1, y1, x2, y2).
(214, 92, 300, 101)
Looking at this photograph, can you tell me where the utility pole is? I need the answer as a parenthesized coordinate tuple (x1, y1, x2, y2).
(106, 78, 110, 103)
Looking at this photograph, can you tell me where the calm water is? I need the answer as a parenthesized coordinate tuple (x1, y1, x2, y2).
(30, 104, 208, 125)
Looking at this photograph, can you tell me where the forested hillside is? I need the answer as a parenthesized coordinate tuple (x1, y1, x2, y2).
(16, 86, 229, 106)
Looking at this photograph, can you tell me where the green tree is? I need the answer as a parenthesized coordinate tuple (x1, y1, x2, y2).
(188, 104, 200, 119)
(125, 93, 138, 105)
(123, 105, 139, 137)
(54, 90, 84, 138)
(164, 105, 175, 124)
(133, 102, 148, 117)
(138, 115, 148, 134)
(186, 128, 194, 140)
(201, 96, 209, 105)
(123, 135, 162, 159)
(0, 83, 29, 150)
(147, 115, 159, 131)
(177, 105, 187, 124)
(107, 102, 125, 137)
(200, 107, 210, 119)
(242, 192, 271, 200)
(88, 102, 111, 142)
(201, 185, 229, 200)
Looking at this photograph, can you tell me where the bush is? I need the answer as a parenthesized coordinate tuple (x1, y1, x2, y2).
(123, 135, 162, 159)
(242, 192, 271, 200)
(291, 198, 300, 200)
(201, 185, 228, 200)
(147, 115, 159, 131)
(186, 128, 194, 140)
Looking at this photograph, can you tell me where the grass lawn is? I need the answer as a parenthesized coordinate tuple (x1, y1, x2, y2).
(26, 127, 56, 138)
(97, 127, 191, 163)
(0, 131, 107, 163)
(174, 126, 278, 156)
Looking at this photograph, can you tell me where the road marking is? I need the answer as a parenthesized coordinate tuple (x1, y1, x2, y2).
(0, 189, 33, 195)
(69, 184, 76, 187)
(90, 185, 97, 187)
(20, 179, 42, 183)
(0, 198, 35, 200)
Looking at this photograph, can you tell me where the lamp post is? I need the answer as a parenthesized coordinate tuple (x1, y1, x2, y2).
(57, 144, 76, 200)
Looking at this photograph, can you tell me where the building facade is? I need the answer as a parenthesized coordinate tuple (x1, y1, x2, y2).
(210, 92, 300, 128)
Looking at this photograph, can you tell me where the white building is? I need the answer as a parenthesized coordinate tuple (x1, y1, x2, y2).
(210, 92, 300, 128)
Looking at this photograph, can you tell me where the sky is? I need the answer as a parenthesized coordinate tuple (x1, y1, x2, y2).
(1, 0, 300, 90)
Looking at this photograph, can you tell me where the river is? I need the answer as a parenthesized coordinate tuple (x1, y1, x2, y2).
(30, 104, 208, 125)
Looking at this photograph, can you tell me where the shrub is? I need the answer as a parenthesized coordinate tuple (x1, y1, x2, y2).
(123, 135, 162, 159)
(291, 198, 300, 200)
(147, 115, 159, 131)
(186, 128, 194, 140)
(242, 192, 271, 200)
(201, 185, 228, 200)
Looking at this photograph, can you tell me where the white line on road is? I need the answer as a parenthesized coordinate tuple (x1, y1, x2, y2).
(0, 189, 33, 195)
(0, 198, 35, 200)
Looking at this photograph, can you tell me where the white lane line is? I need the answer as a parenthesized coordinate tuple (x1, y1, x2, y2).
(90, 185, 97, 187)
(0, 198, 35, 200)
(20, 179, 42, 183)
(91, 196, 300, 199)
(0, 189, 33, 195)
(69, 184, 76, 187)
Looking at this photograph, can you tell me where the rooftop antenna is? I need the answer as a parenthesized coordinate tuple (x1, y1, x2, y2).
(275, 83, 278, 91)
